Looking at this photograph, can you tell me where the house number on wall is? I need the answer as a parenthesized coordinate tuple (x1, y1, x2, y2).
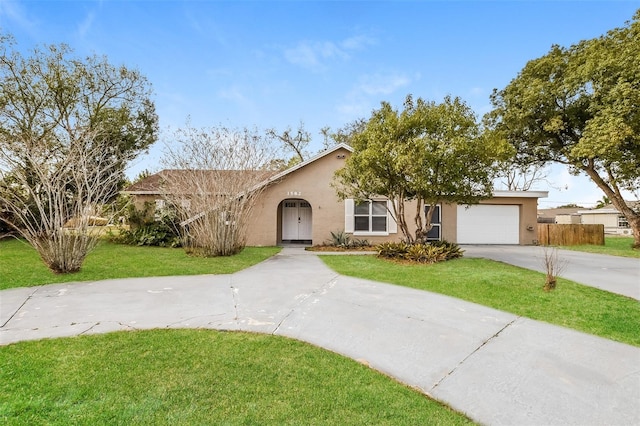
(287, 191, 302, 196)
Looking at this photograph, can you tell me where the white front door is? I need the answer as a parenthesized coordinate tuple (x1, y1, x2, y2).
(282, 200, 312, 240)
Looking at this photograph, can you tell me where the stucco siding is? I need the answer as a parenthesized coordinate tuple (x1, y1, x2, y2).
(245, 147, 350, 246)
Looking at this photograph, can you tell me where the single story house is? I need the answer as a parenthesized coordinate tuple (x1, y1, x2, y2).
(578, 204, 637, 236)
(124, 144, 548, 246)
(538, 203, 637, 236)
(537, 207, 582, 224)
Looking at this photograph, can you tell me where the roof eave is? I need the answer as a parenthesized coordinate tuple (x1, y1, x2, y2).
(492, 190, 549, 198)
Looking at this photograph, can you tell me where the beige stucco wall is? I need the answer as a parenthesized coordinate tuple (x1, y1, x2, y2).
(129, 194, 157, 212)
(245, 147, 350, 246)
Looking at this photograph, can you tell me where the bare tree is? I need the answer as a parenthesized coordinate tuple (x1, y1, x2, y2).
(498, 162, 562, 191)
(541, 247, 568, 291)
(0, 34, 157, 273)
(0, 128, 122, 272)
(266, 121, 311, 165)
(162, 125, 277, 256)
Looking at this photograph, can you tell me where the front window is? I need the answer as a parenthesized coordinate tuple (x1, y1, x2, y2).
(355, 200, 387, 232)
(618, 215, 630, 228)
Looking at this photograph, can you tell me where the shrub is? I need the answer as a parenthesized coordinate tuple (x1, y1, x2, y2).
(118, 221, 182, 248)
(377, 242, 409, 259)
(325, 230, 370, 249)
(429, 240, 465, 260)
(110, 203, 182, 248)
(376, 240, 464, 264)
(328, 230, 351, 247)
(406, 244, 448, 264)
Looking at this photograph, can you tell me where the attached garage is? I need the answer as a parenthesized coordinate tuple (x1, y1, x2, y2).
(457, 204, 520, 244)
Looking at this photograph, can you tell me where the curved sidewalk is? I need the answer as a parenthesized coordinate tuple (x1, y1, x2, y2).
(1, 248, 639, 425)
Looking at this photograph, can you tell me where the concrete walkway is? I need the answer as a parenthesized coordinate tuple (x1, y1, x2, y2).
(1, 248, 639, 425)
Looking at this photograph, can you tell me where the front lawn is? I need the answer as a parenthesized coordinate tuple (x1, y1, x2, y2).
(559, 236, 640, 258)
(0, 329, 473, 425)
(320, 255, 640, 347)
(0, 239, 280, 290)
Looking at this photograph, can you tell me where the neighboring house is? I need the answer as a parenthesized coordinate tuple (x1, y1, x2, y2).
(538, 203, 637, 235)
(578, 203, 637, 236)
(537, 207, 582, 224)
(123, 144, 548, 246)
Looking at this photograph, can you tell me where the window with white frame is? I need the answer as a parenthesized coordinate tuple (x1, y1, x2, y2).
(345, 199, 397, 235)
(618, 215, 630, 228)
(355, 200, 388, 232)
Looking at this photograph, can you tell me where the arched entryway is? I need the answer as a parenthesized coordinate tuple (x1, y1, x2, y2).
(280, 199, 312, 244)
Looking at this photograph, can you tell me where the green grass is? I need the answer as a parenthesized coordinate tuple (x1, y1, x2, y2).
(0, 329, 473, 425)
(0, 239, 280, 290)
(320, 255, 640, 347)
(559, 236, 640, 258)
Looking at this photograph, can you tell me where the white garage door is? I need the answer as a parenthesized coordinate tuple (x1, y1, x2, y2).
(457, 205, 520, 244)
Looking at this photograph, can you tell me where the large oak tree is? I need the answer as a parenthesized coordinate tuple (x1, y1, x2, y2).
(334, 95, 512, 244)
(485, 11, 640, 247)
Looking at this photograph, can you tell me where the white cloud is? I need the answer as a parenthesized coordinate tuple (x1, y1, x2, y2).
(284, 40, 344, 71)
(469, 87, 484, 96)
(340, 34, 375, 50)
(77, 11, 95, 39)
(0, 0, 39, 37)
(336, 71, 414, 121)
(357, 72, 412, 96)
(218, 85, 250, 105)
(336, 100, 371, 119)
(284, 34, 375, 71)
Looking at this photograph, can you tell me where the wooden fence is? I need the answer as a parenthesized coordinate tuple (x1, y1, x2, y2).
(537, 224, 605, 246)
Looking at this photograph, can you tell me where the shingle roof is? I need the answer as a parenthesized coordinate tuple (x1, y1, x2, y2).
(123, 169, 277, 194)
(123, 143, 355, 195)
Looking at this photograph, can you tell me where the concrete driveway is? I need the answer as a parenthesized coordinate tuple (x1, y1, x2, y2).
(1, 248, 639, 425)
(463, 245, 640, 300)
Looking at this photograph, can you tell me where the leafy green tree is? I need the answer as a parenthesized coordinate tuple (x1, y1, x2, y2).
(0, 35, 158, 272)
(334, 95, 512, 244)
(485, 11, 640, 247)
(595, 196, 611, 209)
(322, 118, 367, 147)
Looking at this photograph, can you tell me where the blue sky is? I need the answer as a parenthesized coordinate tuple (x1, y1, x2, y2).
(1, 0, 639, 207)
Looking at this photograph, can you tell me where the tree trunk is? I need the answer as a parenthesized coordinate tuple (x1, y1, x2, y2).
(628, 215, 640, 249)
(416, 202, 436, 245)
(582, 164, 640, 249)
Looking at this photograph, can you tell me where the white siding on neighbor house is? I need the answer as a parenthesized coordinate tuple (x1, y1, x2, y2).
(555, 214, 581, 224)
(581, 213, 619, 228)
(457, 204, 520, 244)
